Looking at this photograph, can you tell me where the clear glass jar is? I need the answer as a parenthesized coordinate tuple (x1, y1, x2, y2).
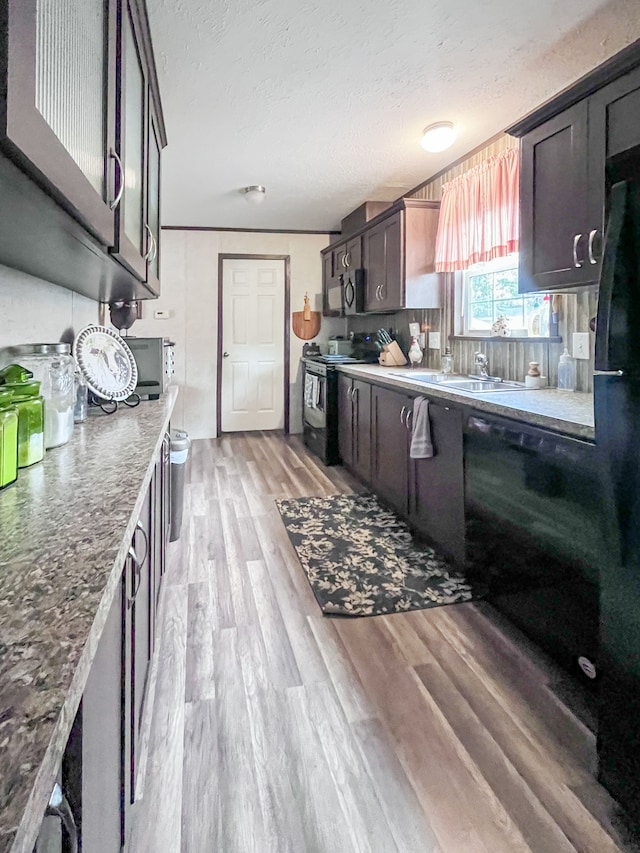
(1, 344, 75, 448)
(4, 380, 45, 467)
(441, 347, 454, 374)
(74, 371, 88, 423)
(0, 389, 18, 489)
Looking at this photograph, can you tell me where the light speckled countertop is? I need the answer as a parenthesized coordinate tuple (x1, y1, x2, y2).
(337, 364, 595, 440)
(0, 388, 178, 853)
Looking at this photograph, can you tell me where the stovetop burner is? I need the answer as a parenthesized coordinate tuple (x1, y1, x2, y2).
(305, 354, 361, 364)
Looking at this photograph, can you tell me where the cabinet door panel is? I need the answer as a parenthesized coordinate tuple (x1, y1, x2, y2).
(111, 0, 148, 281)
(363, 223, 385, 310)
(352, 380, 371, 484)
(380, 213, 403, 310)
(410, 403, 465, 565)
(2, 0, 115, 245)
(338, 375, 354, 467)
(81, 581, 124, 852)
(345, 235, 362, 271)
(371, 386, 411, 517)
(145, 99, 162, 294)
(519, 101, 593, 291)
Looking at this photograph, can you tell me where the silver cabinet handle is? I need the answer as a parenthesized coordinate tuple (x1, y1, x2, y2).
(588, 229, 598, 264)
(572, 233, 583, 268)
(345, 252, 351, 268)
(400, 405, 406, 424)
(127, 545, 142, 608)
(350, 386, 356, 401)
(149, 231, 158, 264)
(109, 149, 124, 210)
(134, 520, 149, 566)
(406, 409, 413, 431)
(376, 285, 382, 301)
(144, 223, 154, 261)
(380, 284, 386, 300)
(341, 254, 347, 268)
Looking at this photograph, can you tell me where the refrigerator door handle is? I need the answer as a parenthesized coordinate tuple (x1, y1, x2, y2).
(594, 180, 628, 372)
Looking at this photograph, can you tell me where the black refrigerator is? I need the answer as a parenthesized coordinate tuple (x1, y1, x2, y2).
(594, 166, 640, 825)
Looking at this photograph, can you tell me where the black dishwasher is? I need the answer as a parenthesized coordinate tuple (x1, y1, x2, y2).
(464, 413, 604, 689)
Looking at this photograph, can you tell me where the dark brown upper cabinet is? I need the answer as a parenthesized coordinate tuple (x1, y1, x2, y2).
(0, 0, 166, 301)
(0, 0, 118, 247)
(509, 49, 640, 292)
(364, 202, 441, 312)
(322, 199, 441, 316)
(321, 241, 344, 316)
(111, 0, 166, 294)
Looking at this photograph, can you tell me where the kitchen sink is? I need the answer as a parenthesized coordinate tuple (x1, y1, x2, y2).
(399, 372, 461, 383)
(439, 379, 530, 392)
(401, 373, 536, 392)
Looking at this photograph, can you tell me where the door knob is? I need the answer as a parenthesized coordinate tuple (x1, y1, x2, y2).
(223, 352, 229, 358)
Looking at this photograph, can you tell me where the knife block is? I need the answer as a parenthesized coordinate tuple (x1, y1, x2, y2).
(378, 341, 407, 366)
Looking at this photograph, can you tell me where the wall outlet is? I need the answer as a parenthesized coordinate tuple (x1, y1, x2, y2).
(154, 309, 171, 319)
(572, 332, 590, 360)
(429, 331, 441, 350)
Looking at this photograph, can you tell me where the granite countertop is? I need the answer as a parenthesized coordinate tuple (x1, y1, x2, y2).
(0, 388, 178, 853)
(337, 364, 595, 440)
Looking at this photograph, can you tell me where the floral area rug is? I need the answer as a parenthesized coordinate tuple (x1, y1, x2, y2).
(275, 493, 483, 617)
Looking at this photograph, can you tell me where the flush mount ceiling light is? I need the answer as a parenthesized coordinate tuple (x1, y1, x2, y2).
(243, 185, 266, 204)
(421, 121, 457, 153)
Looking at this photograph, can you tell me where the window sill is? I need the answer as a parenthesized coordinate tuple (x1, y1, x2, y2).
(450, 335, 563, 343)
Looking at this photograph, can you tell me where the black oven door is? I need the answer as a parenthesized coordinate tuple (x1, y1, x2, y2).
(303, 365, 327, 430)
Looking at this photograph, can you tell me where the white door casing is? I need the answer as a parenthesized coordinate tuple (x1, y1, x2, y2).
(221, 257, 286, 432)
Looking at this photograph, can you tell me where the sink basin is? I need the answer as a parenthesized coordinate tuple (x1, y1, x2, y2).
(433, 379, 530, 393)
(400, 373, 535, 392)
(399, 372, 462, 383)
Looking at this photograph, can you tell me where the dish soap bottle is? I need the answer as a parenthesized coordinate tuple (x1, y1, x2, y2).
(557, 347, 576, 391)
(441, 346, 454, 374)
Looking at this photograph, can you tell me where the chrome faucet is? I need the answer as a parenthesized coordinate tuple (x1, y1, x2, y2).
(472, 352, 502, 382)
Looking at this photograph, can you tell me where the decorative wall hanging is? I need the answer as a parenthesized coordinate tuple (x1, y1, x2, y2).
(292, 293, 321, 340)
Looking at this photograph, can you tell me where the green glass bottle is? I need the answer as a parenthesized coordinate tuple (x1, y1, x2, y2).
(0, 388, 18, 488)
(4, 380, 45, 468)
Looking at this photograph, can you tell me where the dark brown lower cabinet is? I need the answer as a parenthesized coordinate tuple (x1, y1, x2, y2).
(371, 385, 413, 517)
(339, 376, 466, 566)
(47, 444, 170, 853)
(338, 377, 372, 482)
(410, 402, 465, 566)
(338, 375, 354, 468)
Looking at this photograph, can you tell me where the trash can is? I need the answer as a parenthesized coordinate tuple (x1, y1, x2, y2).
(169, 429, 191, 542)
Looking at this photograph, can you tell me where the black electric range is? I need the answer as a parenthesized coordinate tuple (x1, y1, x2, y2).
(301, 355, 368, 465)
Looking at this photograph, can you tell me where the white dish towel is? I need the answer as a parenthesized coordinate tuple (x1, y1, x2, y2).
(410, 396, 434, 459)
(304, 373, 320, 409)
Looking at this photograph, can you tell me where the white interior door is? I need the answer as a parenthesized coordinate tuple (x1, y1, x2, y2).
(221, 258, 286, 432)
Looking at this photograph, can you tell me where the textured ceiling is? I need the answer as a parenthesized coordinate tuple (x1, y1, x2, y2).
(148, 0, 640, 231)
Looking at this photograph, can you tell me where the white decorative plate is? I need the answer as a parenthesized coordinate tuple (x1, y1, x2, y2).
(73, 325, 138, 401)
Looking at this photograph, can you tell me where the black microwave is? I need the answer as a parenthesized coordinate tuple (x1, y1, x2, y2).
(125, 336, 174, 399)
(344, 268, 366, 315)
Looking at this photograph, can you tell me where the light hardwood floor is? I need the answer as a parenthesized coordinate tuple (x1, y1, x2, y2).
(128, 432, 639, 853)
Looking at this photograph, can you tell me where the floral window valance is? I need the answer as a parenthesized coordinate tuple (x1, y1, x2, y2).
(434, 147, 519, 273)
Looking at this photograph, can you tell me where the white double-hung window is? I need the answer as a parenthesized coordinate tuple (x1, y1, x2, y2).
(463, 253, 550, 337)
